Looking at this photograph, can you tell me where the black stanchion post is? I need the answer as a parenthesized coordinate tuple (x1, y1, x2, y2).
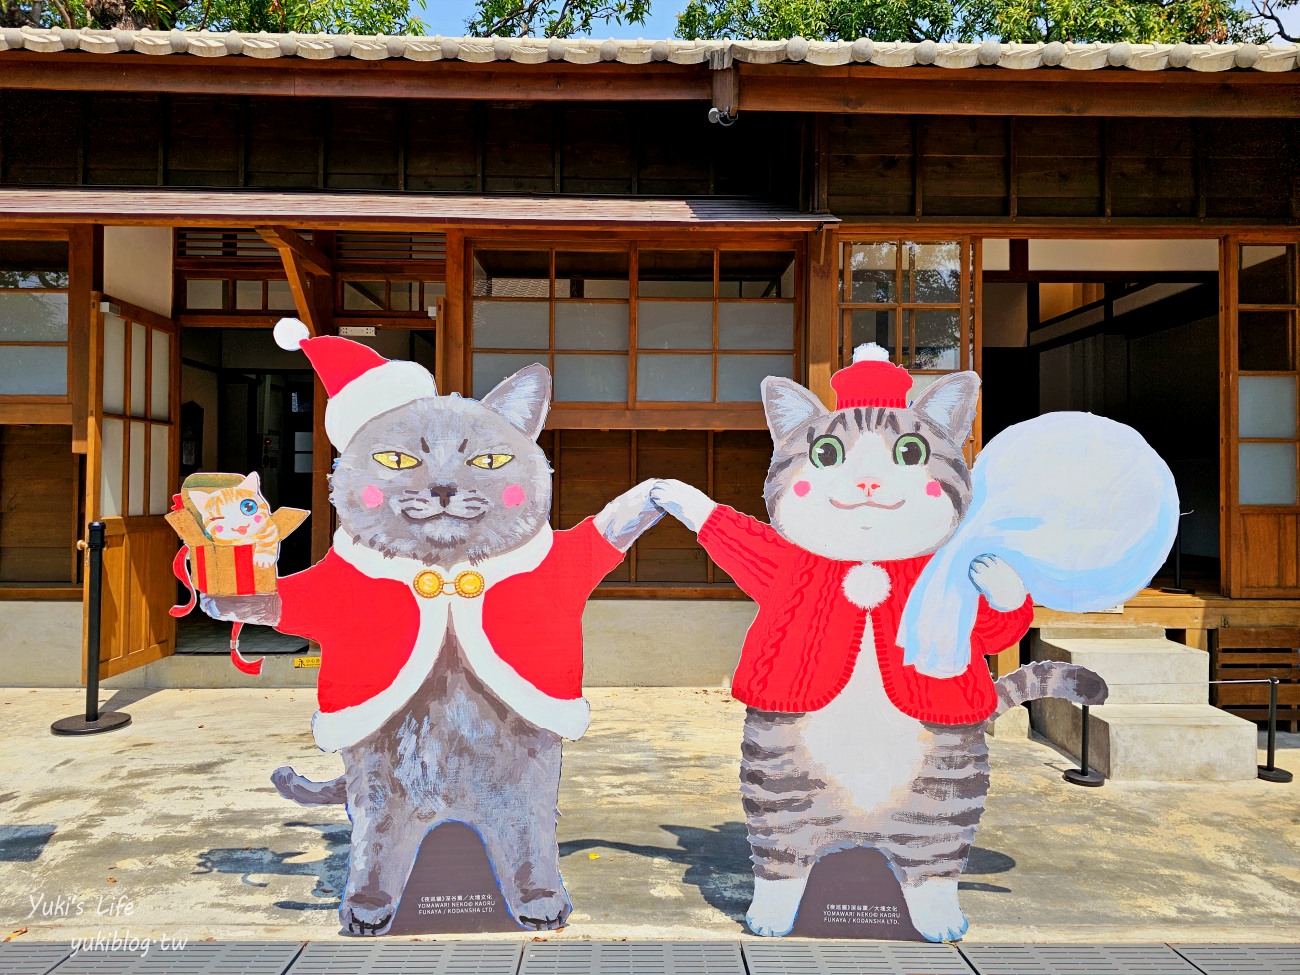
(1063, 704, 1105, 787)
(1258, 676, 1293, 783)
(52, 522, 132, 737)
(1160, 510, 1194, 595)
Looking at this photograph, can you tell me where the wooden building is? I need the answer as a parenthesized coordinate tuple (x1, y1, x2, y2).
(0, 29, 1298, 718)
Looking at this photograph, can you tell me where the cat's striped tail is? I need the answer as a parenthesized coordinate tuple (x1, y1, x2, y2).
(990, 661, 1108, 720)
(271, 766, 346, 806)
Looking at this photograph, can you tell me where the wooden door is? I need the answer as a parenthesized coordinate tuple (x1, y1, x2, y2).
(1224, 239, 1300, 597)
(83, 295, 180, 678)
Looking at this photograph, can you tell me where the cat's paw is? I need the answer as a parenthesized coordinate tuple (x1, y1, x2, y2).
(253, 553, 277, 569)
(968, 554, 1027, 612)
(513, 892, 572, 931)
(745, 876, 808, 937)
(341, 902, 394, 937)
(649, 479, 717, 533)
(901, 878, 969, 943)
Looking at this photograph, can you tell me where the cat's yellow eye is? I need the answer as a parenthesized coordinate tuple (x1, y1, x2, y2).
(468, 453, 514, 470)
(372, 451, 421, 471)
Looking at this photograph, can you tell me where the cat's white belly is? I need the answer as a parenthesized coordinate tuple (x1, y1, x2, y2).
(799, 616, 929, 816)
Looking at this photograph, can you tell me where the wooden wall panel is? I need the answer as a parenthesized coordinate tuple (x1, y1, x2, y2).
(1015, 117, 1102, 218)
(825, 115, 914, 216)
(84, 95, 162, 186)
(560, 107, 635, 195)
(166, 95, 242, 187)
(1108, 119, 1196, 218)
(637, 105, 712, 196)
(2, 91, 81, 185)
(0, 425, 77, 583)
(1203, 120, 1292, 219)
(405, 103, 480, 192)
(552, 430, 633, 582)
(1235, 510, 1300, 596)
(482, 105, 555, 195)
(920, 116, 1008, 217)
(245, 98, 323, 189)
(635, 431, 709, 582)
(326, 100, 399, 191)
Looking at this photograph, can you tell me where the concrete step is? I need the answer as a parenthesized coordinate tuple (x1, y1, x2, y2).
(1033, 626, 1208, 705)
(1031, 699, 1259, 781)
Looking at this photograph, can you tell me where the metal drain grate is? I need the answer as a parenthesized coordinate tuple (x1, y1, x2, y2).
(0, 943, 71, 975)
(958, 944, 1203, 975)
(288, 941, 522, 975)
(46, 941, 303, 974)
(743, 940, 974, 975)
(520, 941, 745, 975)
(1170, 944, 1300, 975)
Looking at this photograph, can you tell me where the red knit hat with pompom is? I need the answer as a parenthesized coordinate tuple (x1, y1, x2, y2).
(830, 343, 913, 409)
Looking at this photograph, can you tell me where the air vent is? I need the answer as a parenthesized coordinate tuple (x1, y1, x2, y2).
(336, 233, 446, 263)
(45, 941, 304, 974)
(744, 941, 974, 975)
(0, 942, 70, 975)
(176, 229, 308, 261)
(1171, 944, 1300, 975)
(957, 944, 1202, 975)
(520, 941, 745, 975)
(290, 941, 521, 975)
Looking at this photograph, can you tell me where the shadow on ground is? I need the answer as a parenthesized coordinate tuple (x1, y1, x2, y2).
(193, 820, 348, 911)
(562, 822, 1018, 917)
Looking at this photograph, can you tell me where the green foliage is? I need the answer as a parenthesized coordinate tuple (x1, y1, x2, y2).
(676, 0, 1268, 43)
(465, 0, 650, 36)
(12, 0, 423, 33)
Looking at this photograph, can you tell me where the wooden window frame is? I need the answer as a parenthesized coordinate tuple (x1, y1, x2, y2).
(465, 236, 805, 430)
(0, 231, 74, 417)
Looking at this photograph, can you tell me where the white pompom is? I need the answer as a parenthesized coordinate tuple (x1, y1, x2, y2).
(852, 342, 891, 364)
(842, 562, 891, 610)
(274, 317, 310, 351)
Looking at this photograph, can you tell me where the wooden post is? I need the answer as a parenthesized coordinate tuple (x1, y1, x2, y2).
(443, 229, 467, 395)
(806, 227, 836, 409)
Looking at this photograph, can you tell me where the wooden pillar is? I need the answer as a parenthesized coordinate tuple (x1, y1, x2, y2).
(806, 227, 836, 409)
(443, 229, 467, 396)
(67, 224, 100, 455)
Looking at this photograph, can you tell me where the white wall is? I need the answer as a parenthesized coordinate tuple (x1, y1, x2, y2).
(1029, 239, 1218, 272)
(103, 227, 174, 317)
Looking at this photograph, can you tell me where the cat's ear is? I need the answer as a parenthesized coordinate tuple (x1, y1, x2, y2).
(762, 377, 828, 444)
(187, 488, 212, 512)
(913, 371, 980, 444)
(480, 363, 552, 441)
(236, 471, 261, 495)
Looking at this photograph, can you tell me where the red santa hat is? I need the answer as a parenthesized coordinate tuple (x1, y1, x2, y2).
(274, 318, 438, 450)
(830, 342, 913, 410)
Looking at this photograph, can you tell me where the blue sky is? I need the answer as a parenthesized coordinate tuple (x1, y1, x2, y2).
(410, 0, 1297, 40)
(411, 0, 690, 36)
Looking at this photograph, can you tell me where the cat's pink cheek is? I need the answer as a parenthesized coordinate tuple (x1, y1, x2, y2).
(926, 480, 943, 498)
(212, 525, 223, 533)
(253, 514, 263, 524)
(361, 485, 384, 509)
(793, 480, 811, 498)
(502, 484, 526, 509)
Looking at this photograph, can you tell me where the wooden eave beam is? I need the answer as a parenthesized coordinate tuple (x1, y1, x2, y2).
(738, 64, 1300, 118)
(0, 52, 711, 101)
(257, 225, 331, 276)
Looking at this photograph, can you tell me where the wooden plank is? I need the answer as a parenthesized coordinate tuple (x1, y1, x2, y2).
(256, 226, 331, 276)
(1215, 651, 1300, 664)
(1216, 627, 1300, 648)
(738, 66, 1300, 118)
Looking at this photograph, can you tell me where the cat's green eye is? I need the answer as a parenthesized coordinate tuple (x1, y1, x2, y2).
(468, 453, 514, 470)
(893, 434, 930, 467)
(373, 451, 421, 471)
(809, 435, 845, 469)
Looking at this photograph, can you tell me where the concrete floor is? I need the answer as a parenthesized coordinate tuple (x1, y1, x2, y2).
(1, 687, 1298, 945)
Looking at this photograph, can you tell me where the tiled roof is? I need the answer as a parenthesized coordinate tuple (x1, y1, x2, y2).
(0, 28, 1296, 71)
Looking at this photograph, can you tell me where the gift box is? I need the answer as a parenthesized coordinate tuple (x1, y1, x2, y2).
(165, 473, 309, 598)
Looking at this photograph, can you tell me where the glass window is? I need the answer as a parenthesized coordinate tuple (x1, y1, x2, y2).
(556, 252, 629, 299)
(234, 280, 264, 311)
(473, 353, 548, 398)
(185, 279, 225, 311)
(718, 303, 794, 350)
(849, 308, 896, 351)
(1240, 443, 1298, 505)
(342, 280, 386, 312)
(1239, 376, 1297, 439)
(636, 354, 712, 402)
(638, 302, 713, 350)
(908, 309, 962, 371)
(1240, 245, 1295, 306)
(554, 354, 628, 402)
(905, 242, 962, 303)
(847, 242, 897, 303)
(473, 301, 550, 350)
(474, 250, 550, 298)
(720, 251, 795, 298)
(638, 251, 713, 298)
(718, 354, 794, 401)
(1239, 310, 1295, 371)
(555, 304, 629, 351)
(0, 240, 70, 398)
(266, 280, 296, 312)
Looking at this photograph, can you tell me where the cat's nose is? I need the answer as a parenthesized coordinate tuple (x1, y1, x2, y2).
(429, 484, 458, 505)
(856, 478, 882, 497)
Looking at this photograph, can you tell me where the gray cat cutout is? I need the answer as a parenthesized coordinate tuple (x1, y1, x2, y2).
(651, 343, 1179, 942)
(198, 319, 664, 935)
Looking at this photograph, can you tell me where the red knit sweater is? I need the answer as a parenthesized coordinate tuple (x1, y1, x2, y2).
(697, 505, 1034, 724)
